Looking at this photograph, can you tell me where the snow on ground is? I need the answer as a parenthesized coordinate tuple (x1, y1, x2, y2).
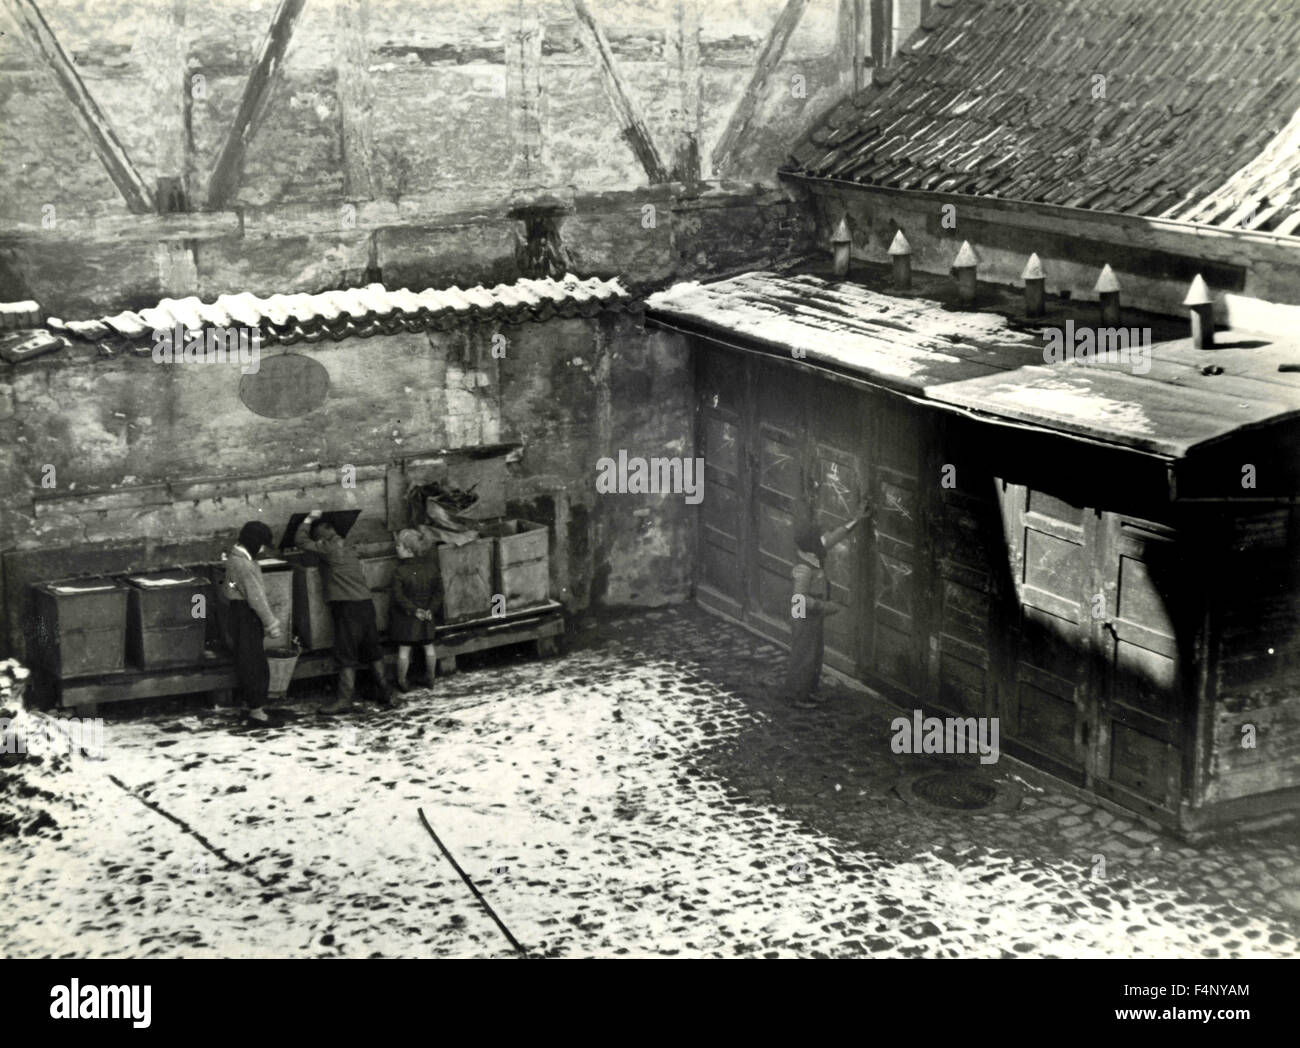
(2, 608, 1298, 958)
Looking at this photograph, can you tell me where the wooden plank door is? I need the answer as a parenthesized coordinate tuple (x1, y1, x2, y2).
(746, 359, 809, 645)
(809, 381, 866, 677)
(694, 348, 748, 619)
(1091, 515, 1188, 821)
(929, 422, 1002, 719)
(866, 397, 926, 696)
(998, 482, 1095, 785)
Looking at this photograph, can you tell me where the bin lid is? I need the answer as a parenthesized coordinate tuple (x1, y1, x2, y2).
(280, 509, 361, 550)
(126, 572, 206, 588)
(45, 578, 122, 595)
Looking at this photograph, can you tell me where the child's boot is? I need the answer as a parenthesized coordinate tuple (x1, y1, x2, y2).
(394, 648, 413, 693)
(319, 668, 356, 715)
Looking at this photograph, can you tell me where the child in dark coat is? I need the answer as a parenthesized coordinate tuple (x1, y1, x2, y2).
(784, 499, 872, 709)
(389, 529, 444, 692)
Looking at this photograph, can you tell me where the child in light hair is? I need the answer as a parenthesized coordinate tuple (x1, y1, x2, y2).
(389, 528, 444, 692)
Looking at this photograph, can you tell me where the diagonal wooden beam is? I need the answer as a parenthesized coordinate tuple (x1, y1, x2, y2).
(711, 0, 810, 177)
(569, 0, 669, 184)
(2, 0, 155, 213)
(206, 0, 307, 210)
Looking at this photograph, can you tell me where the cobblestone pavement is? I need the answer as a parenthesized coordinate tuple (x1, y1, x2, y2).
(2, 605, 1298, 958)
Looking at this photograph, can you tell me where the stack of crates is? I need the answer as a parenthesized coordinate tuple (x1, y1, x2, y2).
(480, 519, 550, 613)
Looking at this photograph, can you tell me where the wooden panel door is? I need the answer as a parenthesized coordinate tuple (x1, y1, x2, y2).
(867, 398, 926, 695)
(930, 429, 1002, 720)
(809, 382, 866, 677)
(747, 361, 809, 644)
(695, 349, 748, 619)
(999, 482, 1095, 785)
(1091, 515, 1188, 820)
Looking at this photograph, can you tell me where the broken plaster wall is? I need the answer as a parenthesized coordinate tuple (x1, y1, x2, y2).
(0, 308, 696, 656)
(0, 0, 830, 315)
(0, 0, 849, 215)
(0, 0, 834, 657)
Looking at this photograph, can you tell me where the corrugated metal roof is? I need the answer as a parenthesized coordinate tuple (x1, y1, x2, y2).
(784, 0, 1300, 236)
(644, 268, 1300, 459)
(39, 274, 630, 351)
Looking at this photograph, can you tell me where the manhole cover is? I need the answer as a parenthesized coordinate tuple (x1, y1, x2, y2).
(898, 769, 1024, 814)
(912, 770, 998, 810)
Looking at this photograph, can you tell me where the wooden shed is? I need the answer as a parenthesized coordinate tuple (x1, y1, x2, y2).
(646, 261, 1300, 837)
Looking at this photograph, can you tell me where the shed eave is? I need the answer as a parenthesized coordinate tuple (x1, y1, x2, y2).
(779, 171, 1300, 261)
(644, 305, 1185, 463)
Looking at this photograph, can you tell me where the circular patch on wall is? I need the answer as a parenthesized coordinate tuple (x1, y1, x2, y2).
(239, 353, 330, 418)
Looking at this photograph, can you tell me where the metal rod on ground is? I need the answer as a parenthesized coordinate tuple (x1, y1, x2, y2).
(109, 773, 269, 887)
(417, 806, 528, 957)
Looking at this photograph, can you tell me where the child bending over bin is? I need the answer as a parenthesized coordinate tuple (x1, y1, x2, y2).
(389, 528, 445, 692)
(297, 509, 397, 713)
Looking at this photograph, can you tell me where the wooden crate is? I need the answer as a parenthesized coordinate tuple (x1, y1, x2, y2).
(28, 578, 129, 678)
(125, 570, 210, 669)
(437, 539, 493, 624)
(481, 519, 550, 611)
(289, 555, 333, 650)
(260, 561, 294, 639)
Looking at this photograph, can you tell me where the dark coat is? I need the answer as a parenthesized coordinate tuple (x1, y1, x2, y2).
(784, 553, 830, 700)
(388, 554, 444, 643)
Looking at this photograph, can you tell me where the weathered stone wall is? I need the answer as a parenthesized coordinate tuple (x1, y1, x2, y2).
(0, 0, 835, 656)
(0, 305, 708, 654)
(0, 0, 845, 314)
(0, 0, 849, 213)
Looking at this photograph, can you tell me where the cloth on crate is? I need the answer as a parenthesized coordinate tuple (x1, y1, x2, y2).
(47, 581, 118, 595)
(389, 554, 445, 644)
(419, 523, 477, 548)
